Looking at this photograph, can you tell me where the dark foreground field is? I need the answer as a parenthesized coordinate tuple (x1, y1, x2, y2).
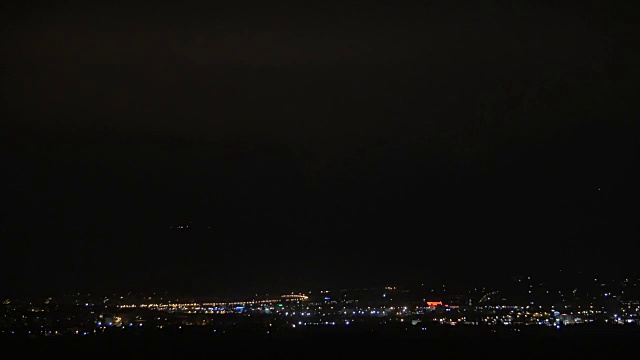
(3, 328, 639, 359)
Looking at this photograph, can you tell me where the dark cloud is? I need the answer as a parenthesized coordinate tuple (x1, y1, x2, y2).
(1, 3, 637, 294)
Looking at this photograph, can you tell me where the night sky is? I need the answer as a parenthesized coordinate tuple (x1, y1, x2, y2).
(1, 3, 638, 296)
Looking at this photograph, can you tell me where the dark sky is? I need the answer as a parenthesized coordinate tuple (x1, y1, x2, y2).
(1, 3, 638, 296)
